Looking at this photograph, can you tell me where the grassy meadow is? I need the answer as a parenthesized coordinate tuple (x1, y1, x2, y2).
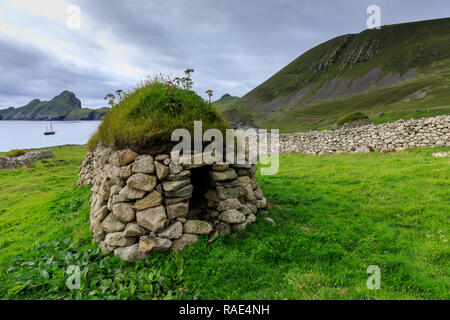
(0, 146, 448, 299)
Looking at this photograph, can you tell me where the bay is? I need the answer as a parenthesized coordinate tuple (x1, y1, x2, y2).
(0, 120, 101, 152)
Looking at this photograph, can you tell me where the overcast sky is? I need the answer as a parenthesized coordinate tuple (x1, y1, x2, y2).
(0, 0, 449, 109)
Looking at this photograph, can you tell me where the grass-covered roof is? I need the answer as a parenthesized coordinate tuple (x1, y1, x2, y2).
(88, 77, 230, 151)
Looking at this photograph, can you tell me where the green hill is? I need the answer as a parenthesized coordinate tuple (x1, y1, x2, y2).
(214, 94, 240, 112)
(224, 18, 450, 131)
(0, 91, 108, 121)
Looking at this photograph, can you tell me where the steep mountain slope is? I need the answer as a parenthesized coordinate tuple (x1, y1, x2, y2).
(224, 18, 450, 131)
(0, 91, 108, 120)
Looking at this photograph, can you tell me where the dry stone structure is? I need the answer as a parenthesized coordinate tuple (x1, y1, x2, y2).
(0, 150, 54, 170)
(278, 116, 449, 155)
(78, 148, 267, 262)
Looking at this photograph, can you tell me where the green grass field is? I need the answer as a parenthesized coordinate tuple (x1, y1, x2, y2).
(0, 146, 448, 299)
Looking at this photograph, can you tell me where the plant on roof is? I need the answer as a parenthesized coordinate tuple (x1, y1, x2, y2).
(88, 72, 229, 151)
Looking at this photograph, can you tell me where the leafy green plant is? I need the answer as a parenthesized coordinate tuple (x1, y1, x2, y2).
(5, 238, 197, 300)
(205, 89, 213, 103)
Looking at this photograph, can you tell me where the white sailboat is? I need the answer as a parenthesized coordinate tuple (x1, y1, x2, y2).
(44, 121, 56, 135)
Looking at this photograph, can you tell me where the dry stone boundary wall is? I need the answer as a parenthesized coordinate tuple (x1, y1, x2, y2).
(278, 116, 449, 155)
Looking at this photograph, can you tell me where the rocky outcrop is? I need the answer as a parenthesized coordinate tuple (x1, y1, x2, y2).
(277, 116, 450, 155)
(78, 147, 267, 262)
(0, 150, 55, 170)
(0, 91, 108, 121)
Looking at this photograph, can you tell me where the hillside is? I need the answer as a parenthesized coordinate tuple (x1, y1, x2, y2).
(214, 93, 240, 107)
(223, 18, 450, 132)
(0, 91, 109, 121)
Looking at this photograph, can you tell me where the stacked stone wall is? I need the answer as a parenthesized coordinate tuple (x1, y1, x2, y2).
(78, 148, 267, 262)
(278, 116, 449, 155)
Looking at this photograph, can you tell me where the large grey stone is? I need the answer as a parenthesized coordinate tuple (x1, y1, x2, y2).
(217, 198, 243, 212)
(133, 190, 163, 210)
(112, 203, 136, 222)
(157, 222, 183, 239)
(236, 176, 251, 186)
(136, 205, 167, 232)
(256, 197, 267, 209)
(241, 203, 257, 215)
(164, 184, 193, 198)
(216, 222, 231, 234)
(219, 209, 246, 224)
(155, 162, 169, 180)
(127, 173, 157, 192)
(124, 222, 148, 237)
(210, 168, 237, 181)
(132, 155, 154, 174)
(169, 162, 182, 175)
(119, 149, 138, 166)
(166, 201, 189, 219)
(93, 205, 109, 221)
(166, 170, 191, 181)
(183, 220, 213, 235)
(105, 232, 136, 247)
(110, 185, 122, 196)
(118, 165, 133, 179)
(244, 184, 256, 201)
(139, 235, 172, 253)
(108, 151, 121, 167)
(162, 179, 190, 192)
(91, 220, 105, 241)
(119, 185, 146, 201)
(114, 244, 147, 263)
(99, 241, 115, 254)
(112, 194, 129, 204)
(101, 214, 126, 233)
(217, 186, 246, 200)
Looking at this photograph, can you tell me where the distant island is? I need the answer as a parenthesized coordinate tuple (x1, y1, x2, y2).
(0, 90, 109, 121)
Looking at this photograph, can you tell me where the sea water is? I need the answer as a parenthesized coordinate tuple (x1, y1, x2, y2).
(0, 120, 101, 152)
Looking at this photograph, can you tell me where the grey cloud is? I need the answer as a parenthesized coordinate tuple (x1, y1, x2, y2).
(1, 0, 450, 108)
(0, 35, 116, 108)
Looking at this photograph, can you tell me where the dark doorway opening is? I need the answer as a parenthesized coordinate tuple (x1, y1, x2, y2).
(189, 166, 211, 218)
